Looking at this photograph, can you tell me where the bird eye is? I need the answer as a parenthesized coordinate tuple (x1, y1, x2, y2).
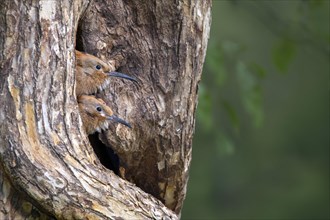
(95, 64, 101, 70)
(96, 106, 102, 112)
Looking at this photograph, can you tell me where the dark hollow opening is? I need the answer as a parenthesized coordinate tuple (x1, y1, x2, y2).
(76, 21, 120, 175)
(88, 133, 120, 175)
(75, 23, 84, 52)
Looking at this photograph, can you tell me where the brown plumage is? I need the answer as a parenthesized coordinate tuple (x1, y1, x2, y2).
(75, 50, 137, 96)
(78, 95, 131, 135)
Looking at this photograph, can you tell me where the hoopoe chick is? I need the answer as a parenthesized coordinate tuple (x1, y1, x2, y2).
(78, 95, 131, 135)
(75, 50, 137, 96)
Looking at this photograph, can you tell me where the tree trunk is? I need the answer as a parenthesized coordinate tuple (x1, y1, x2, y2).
(0, 0, 211, 219)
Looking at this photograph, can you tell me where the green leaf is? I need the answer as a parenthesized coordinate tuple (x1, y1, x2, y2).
(215, 134, 235, 157)
(205, 42, 227, 87)
(222, 100, 240, 132)
(236, 62, 264, 127)
(307, 0, 326, 8)
(244, 85, 264, 128)
(248, 62, 267, 79)
(272, 38, 297, 73)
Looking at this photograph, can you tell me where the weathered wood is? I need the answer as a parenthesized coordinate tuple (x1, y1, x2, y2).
(0, 0, 211, 218)
(78, 0, 211, 214)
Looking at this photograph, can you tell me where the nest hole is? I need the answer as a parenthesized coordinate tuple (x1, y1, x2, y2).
(88, 133, 120, 175)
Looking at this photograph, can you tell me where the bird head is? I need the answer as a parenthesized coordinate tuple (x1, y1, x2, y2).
(75, 50, 137, 96)
(78, 95, 131, 134)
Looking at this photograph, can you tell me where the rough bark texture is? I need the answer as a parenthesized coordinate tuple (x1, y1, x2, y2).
(79, 0, 211, 214)
(0, 0, 211, 219)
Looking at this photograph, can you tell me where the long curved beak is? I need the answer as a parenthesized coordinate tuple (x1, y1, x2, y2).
(107, 115, 132, 128)
(107, 71, 138, 83)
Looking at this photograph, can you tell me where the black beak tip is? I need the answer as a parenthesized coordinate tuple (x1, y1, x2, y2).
(125, 123, 132, 129)
(108, 115, 132, 129)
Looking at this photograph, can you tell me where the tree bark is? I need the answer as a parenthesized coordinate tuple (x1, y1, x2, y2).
(0, 0, 211, 219)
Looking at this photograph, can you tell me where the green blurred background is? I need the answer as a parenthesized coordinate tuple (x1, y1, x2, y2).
(181, 1, 329, 219)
